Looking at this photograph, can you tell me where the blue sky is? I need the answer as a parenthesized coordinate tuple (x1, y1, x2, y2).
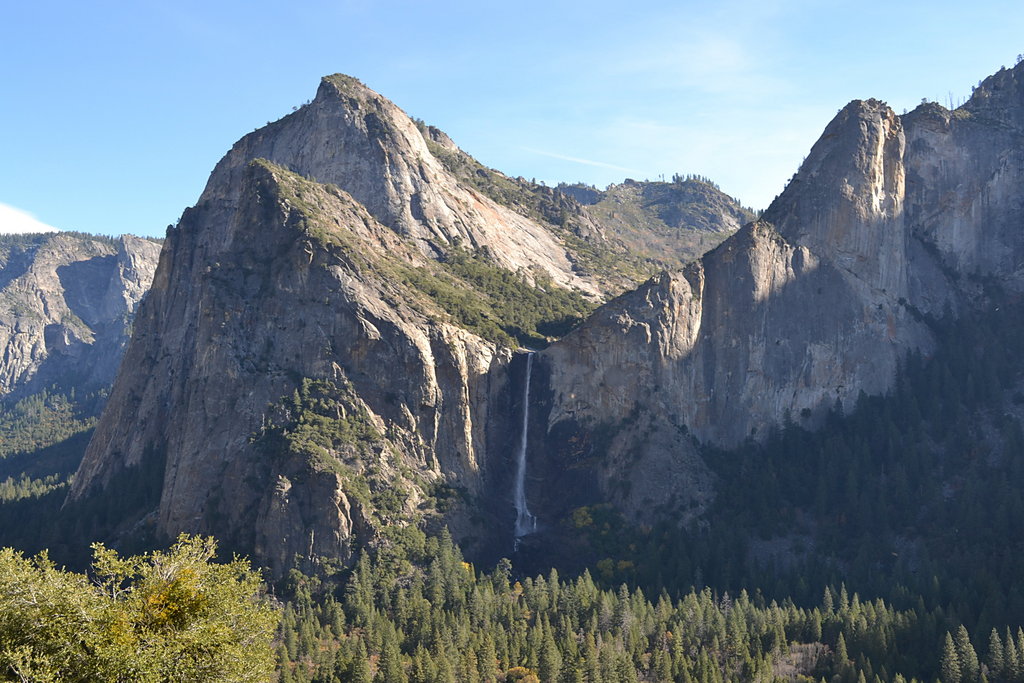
(2, 0, 1022, 237)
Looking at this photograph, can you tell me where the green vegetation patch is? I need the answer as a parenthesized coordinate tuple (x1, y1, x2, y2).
(255, 378, 423, 523)
(277, 378, 382, 465)
(257, 159, 598, 348)
(0, 389, 97, 459)
(0, 535, 278, 682)
(257, 378, 383, 506)
(396, 245, 595, 347)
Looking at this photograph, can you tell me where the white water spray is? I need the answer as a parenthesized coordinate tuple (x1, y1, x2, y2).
(513, 352, 537, 540)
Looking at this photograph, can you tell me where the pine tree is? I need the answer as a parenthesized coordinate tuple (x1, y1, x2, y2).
(836, 632, 850, 668)
(987, 629, 1005, 681)
(809, 609, 823, 642)
(375, 626, 408, 683)
(654, 644, 672, 682)
(477, 635, 500, 683)
(956, 626, 981, 683)
(539, 629, 562, 683)
(279, 643, 297, 683)
(943, 632, 963, 683)
(410, 646, 435, 683)
(1005, 628, 1022, 681)
(349, 640, 373, 683)
(434, 646, 457, 683)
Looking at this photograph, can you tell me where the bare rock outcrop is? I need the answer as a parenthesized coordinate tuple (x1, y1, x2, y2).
(0, 233, 161, 401)
(201, 75, 602, 295)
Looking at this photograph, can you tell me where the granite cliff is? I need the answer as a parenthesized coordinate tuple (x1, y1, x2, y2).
(0, 233, 161, 402)
(68, 63, 1024, 572)
(535, 64, 1024, 525)
(68, 75, 748, 573)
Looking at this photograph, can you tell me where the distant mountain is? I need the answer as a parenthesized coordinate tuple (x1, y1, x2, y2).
(0, 232, 161, 554)
(0, 232, 161, 401)
(558, 177, 754, 270)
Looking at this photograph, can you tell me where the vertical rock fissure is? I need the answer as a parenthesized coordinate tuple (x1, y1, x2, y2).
(513, 352, 537, 542)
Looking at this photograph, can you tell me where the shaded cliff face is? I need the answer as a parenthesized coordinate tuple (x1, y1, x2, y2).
(0, 233, 161, 401)
(540, 66, 1024, 519)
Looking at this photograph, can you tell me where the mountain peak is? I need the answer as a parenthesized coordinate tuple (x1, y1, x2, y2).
(761, 96, 905, 296)
(320, 72, 366, 92)
(318, 73, 384, 104)
(197, 74, 602, 294)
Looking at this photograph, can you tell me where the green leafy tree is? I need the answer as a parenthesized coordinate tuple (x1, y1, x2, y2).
(0, 535, 279, 682)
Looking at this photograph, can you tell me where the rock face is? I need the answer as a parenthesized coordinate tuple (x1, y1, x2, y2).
(201, 74, 605, 296)
(539, 64, 1024, 520)
(70, 75, 643, 574)
(903, 67, 1024, 286)
(68, 62, 1024, 571)
(0, 233, 161, 401)
(69, 158, 521, 575)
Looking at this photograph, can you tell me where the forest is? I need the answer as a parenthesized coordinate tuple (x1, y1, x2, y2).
(270, 528, 1016, 683)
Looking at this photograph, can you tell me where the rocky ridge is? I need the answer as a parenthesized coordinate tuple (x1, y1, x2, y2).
(0, 232, 161, 402)
(535, 65, 1024, 524)
(558, 177, 753, 271)
(200, 75, 614, 296)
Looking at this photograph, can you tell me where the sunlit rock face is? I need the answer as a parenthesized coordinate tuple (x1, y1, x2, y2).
(69, 62, 1024, 565)
(538, 65, 1024, 520)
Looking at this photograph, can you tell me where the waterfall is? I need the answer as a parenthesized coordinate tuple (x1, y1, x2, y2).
(513, 352, 537, 540)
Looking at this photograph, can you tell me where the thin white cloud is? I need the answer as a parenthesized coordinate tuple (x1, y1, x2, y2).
(521, 147, 643, 175)
(605, 32, 793, 99)
(0, 203, 60, 234)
